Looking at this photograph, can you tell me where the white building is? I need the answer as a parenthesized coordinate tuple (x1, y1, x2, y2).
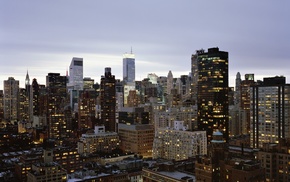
(153, 121, 207, 161)
(78, 126, 120, 156)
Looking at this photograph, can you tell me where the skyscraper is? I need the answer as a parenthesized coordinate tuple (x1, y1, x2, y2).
(250, 76, 290, 148)
(123, 53, 135, 84)
(100, 67, 116, 132)
(46, 73, 68, 138)
(196, 47, 229, 142)
(3, 77, 19, 122)
(68, 57, 83, 90)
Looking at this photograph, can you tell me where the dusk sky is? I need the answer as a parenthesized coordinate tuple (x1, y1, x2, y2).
(1, 1, 289, 90)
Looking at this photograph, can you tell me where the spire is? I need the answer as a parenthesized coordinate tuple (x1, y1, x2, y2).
(25, 70, 30, 86)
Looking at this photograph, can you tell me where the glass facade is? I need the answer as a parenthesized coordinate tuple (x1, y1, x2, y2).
(196, 48, 229, 142)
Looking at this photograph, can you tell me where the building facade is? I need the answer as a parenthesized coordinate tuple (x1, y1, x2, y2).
(3, 77, 19, 122)
(123, 53, 135, 84)
(100, 67, 116, 132)
(153, 121, 207, 161)
(78, 126, 120, 156)
(118, 123, 154, 158)
(250, 76, 290, 148)
(195, 48, 229, 142)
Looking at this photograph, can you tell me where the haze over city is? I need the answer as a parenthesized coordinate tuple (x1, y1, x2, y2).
(1, 0, 289, 89)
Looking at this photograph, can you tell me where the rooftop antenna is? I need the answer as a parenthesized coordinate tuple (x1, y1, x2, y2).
(131, 46, 133, 54)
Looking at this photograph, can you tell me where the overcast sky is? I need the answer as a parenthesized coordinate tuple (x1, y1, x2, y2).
(1, 1, 289, 90)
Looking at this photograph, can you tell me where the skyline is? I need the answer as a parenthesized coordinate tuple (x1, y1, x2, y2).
(1, 1, 290, 90)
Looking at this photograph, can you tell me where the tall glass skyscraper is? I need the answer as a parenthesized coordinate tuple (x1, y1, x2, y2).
(68, 57, 83, 91)
(123, 53, 135, 84)
(195, 47, 229, 142)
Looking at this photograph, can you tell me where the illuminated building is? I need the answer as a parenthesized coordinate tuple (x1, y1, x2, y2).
(257, 138, 290, 181)
(250, 76, 290, 148)
(46, 73, 67, 138)
(3, 77, 19, 122)
(195, 47, 229, 142)
(78, 89, 97, 130)
(153, 121, 207, 161)
(27, 150, 67, 182)
(78, 126, 119, 156)
(118, 123, 154, 158)
(18, 88, 30, 122)
(100, 67, 116, 132)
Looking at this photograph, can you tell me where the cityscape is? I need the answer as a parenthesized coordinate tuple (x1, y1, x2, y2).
(1, 47, 290, 182)
(1, 1, 290, 182)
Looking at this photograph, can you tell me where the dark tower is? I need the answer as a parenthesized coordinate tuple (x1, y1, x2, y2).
(196, 47, 229, 142)
(46, 73, 67, 138)
(100, 68, 116, 132)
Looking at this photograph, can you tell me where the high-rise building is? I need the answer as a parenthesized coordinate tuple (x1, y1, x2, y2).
(46, 73, 68, 138)
(3, 77, 19, 122)
(68, 57, 83, 91)
(100, 68, 116, 132)
(250, 76, 290, 148)
(196, 47, 229, 142)
(78, 89, 97, 130)
(123, 53, 135, 84)
(68, 57, 83, 111)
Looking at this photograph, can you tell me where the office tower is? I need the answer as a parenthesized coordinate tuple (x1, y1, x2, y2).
(46, 73, 68, 138)
(68, 57, 83, 90)
(191, 53, 199, 103)
(153, 121, 207, 161)
(18, 88, 29, 122)
(31, 78, 40, 116)
(196, 48, 229, 142)
(240, 73, 255, 134)
(3, 77, 19, 122)
(100, 68, 116, 132)
(78, 89, 97, 130)
(123, 53, 135, 84)
(250, 76, 290, 148)
(167, 70, 173, 96)
(68, 57, 83, 111)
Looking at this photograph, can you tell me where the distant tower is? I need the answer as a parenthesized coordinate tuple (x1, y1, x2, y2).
(167, 70, 173, 95)
(68, 57, 83, 90)
(68, 57, 83, 110)
(123, 51, 135, 106)
(3, 77, 19, 122)
(123, 52, 135, 84)
(100, 68, 116, 132)
(196, 47, 229, 142)
(25, 71, 30, 88)
(235, 72, 241, 106)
